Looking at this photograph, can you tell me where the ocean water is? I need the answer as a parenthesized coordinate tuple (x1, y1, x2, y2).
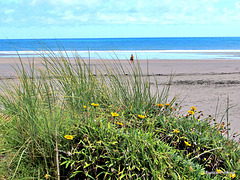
(1, 37, 240, 59)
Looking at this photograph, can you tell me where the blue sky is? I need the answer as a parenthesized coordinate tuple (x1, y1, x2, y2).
(1, 0, 240, 38)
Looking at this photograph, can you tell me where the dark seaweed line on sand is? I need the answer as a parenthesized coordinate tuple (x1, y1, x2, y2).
(171, 80, 240, 85)
(151, 72, 240, 77)
(0, 72, 240, 81)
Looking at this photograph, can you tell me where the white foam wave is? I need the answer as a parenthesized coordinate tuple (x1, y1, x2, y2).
(1, 50, 240, 60)
(1, 49, 240, 54)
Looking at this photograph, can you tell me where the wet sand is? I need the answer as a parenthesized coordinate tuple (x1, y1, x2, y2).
(0, 57, 239, 138)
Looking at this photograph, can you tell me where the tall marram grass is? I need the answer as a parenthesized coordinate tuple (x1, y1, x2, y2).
(0, 50, 239, 179)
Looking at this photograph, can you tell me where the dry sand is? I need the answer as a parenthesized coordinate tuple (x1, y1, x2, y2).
(0, 57, 239, 139)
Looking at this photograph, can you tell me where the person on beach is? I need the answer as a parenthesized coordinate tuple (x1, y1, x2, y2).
(130, 54, 134, 63)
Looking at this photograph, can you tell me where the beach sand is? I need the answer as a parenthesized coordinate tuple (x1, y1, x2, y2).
(0, 57, 239, 138)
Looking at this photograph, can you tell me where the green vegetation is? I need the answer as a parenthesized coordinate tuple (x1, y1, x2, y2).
(0, 51, 239, 179)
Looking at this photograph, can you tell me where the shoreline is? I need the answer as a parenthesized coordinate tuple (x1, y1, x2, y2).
(1, 50, 240, 60)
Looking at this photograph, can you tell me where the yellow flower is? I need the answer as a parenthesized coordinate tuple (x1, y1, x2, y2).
(45, 174, 50, 179)
(184, 141, 191, 147)
(188, 110, 195, 115)
(216, 169, 223, 174)
(165, 103, 170, 107)
(91, 103, 99, 107)
(117, 122, 123, 126)
(111, 112, 119, 117)
(83, 105, 87, 109)
(191, 106, 197, 111)
(97, 140, 102, 144)
(64, 135, 73, 140)
(189, 166, 193, 171)
(230, 173, 236, 178)
(173, 129, 180, 133)
(138, 114, 146, 119)
(157, 104, 164, 107)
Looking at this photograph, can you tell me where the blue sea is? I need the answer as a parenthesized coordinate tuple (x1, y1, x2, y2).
(1, 37, 240, 59)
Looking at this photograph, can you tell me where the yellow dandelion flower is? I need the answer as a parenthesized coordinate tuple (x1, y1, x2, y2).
(191, 106, 197, 111)
(111, 112, 119, 117)
(230, 173, 236, 178)
(97, 140, 102, 144)
(91, 103, 99, 107)
(173, 129, 180, 133)
(157, 104, 164, 107)
(117, 122, 123, 126)
(64, 135, 73, 140)
(138, 114, 146, 119)
(44, 174, 50, 179)
(216, 169, 223, 174)
(83, 106, 87, 109)
(184, 141, 191, 147)
(188, 110, 195, 115)
(165, 103, 170, 107)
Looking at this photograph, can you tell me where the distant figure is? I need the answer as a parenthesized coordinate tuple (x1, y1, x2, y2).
(130, 54, 134, 63)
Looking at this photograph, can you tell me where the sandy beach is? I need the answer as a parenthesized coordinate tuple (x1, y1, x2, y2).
(0, 57, 239, 138)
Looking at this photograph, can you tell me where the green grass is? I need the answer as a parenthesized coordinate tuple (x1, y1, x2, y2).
(0, 51, 239, 179)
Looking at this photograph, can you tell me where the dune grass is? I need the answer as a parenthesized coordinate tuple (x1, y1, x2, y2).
(0, 51, 239, 179)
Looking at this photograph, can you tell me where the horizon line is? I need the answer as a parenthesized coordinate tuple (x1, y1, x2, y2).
(1, 36, 240, 40)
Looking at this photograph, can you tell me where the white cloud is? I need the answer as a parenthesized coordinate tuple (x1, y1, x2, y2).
(61, 12, 89, 22)
(4, 9, 15, 14)
(1, 0, 240, 27)
(236, 1, 240, 9)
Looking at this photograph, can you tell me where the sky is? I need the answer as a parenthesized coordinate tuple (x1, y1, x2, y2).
(1, 0, 240, 38)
